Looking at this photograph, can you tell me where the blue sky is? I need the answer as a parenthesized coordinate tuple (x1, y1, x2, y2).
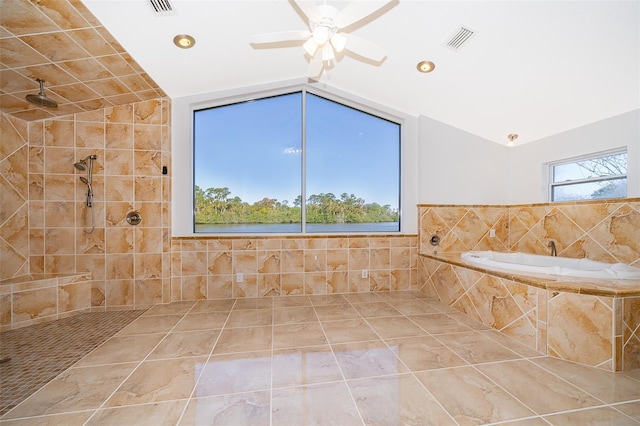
(194, 92, 400, 207)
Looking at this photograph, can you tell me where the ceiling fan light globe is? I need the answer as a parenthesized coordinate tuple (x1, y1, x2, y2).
(322, 44, 335, 61)
(303, 38, 319, 56)
(312, 26, 330, 46)
(330, 33, 347, 52)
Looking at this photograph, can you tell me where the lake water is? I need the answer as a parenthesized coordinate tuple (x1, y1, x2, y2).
(195, 222, 400, 233)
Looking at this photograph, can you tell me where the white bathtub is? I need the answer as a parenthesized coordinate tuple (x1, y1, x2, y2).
(461, 251, 640, 280)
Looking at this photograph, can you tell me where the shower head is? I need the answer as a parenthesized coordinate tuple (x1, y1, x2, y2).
(73, 155, 97, 171)
(79, 177, 89, 185)
(25, 79, 58, 108)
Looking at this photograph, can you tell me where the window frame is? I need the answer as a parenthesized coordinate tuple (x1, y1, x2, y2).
(548, 148, 628, 202)
(185, 83, 406, 236)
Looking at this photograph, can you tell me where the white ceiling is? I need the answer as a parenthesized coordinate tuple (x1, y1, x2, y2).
(83, 0, 639, 146)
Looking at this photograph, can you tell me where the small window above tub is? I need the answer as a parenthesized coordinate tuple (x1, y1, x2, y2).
(549, 149, 627, 202)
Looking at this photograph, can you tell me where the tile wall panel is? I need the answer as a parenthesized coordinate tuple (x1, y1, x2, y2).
(418, 201, 640, 371)
(171, 236, 418, 301)
(418, 200, 640, 266)
(0, 97, 171, 311)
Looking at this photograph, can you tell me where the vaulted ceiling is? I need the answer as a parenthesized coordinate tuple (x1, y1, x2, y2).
(1, 0, 638, 146)
(0, 0, 165, 121)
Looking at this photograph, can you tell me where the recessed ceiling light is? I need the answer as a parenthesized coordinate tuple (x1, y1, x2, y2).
(173, 34, 195, 49)
(416, 61, 435, 73)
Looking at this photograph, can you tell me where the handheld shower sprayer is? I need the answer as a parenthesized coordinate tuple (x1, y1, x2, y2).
(79, 177, 93, 206)
(74, 155, 97, 233)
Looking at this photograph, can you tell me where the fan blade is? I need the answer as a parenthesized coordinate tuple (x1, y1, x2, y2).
(336, 0, 395, 29)
(249, 30, 311, 44)
(308, 52, 324, 78)
(343, 33, 387, 62)
(292, 0, 322, 23)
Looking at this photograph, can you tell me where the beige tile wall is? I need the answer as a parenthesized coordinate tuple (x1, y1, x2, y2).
(171, 236, 418, 300)
(418, 200, 640, 266)
(418, 200, 640, 371)
(0, 98, 172, 310)
(421, 256, 639, 371)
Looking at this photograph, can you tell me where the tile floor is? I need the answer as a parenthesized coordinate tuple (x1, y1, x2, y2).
(1, 291, 639, 425)
(0, 310, 146, 415)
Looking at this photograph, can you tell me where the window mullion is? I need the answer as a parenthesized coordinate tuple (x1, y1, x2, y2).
(552, 174, 627, 187)
(301, 89, 307, 233)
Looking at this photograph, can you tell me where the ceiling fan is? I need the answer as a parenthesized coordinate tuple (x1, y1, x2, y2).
(249, 0, 397, 77)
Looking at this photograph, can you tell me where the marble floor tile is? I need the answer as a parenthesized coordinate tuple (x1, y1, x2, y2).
(0, 411, 95, 425)
(5, 291, 640, 426)
(273, 295, 311, 307)
(173, 311, 230, 332)
(232, 298, 273, 310)
(143, 301, 196, 316)
(348, 373, 456, 425)
(87, 400, 187, 425)
(272, 346, 343, 388)
(271, 382, 362, 426)
(533, 357, 640, 404)
(366, 316, 428, 339)
(351, 301, 402, 318)
(332, 340, 407, 380)
(447, 311, 491, 330)
(481, 329, 543, 357)
(341, 292, 384, 303)
(386, 336, 468, 371)
(195, 352, 272, 397)
(313, 303, 361, 321)
(147, 329, 219, 359)
(273, 306, 318, 324)
(189, 299, 235, 313)
(408, 313, 474, 334)
(476, 359, 603, 415)
(542, 406, 639, 425)
(490, 418, 550, 425)
(436, 331, 523, 364)
(104, 357, 207, 407)
(387, 299, 441, 315)
(74, 333, 165, 366)
(179, 391, 270, 426)
(415, 366, 536, 424)
(615, 401, 640, 421)
(225, 308, 272, 328)
(374, 291, 422, 302)
(115, 314, 183, 336)
(307, 293, 348, 306)
(4, 363, 137, 418)
(212, 326, 272, 354)
(272, 322, 327, 349)
(321, 318, 380, 344)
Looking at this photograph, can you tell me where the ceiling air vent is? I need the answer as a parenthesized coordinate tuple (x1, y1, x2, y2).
(444, 26, 476, 51)
(148, 0, 173, 14)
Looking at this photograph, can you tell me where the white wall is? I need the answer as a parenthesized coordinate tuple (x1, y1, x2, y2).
(417, 115, 510, 204)
(508, 109, 640, 203)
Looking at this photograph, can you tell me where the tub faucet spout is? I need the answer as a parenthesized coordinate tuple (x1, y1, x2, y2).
(548, 241, 557, 257)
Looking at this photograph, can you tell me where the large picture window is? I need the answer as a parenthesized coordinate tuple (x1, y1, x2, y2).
(549, 149, 627, 202)
(193, 90, 401, 233)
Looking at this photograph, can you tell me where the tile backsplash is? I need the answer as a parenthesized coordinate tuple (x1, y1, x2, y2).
(418, 200, 640, 267)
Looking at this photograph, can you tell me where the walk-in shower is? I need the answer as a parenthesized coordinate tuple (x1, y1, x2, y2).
(74, 155, 97, 234)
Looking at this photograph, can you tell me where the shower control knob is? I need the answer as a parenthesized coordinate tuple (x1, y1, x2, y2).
(126, 211, 142, 226)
